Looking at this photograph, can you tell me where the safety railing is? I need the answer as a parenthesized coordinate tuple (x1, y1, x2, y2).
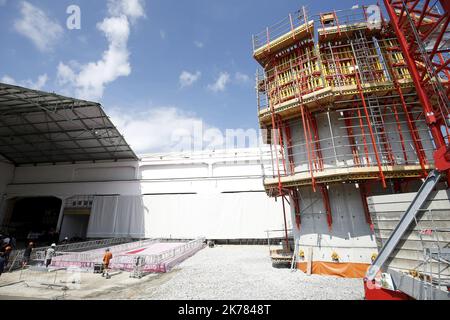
(5, 237, 133, 271)
(49, 238, 161, 265)
(255, 36, 411, 114)
(253, 6, 310, 52)
(253, 5, 381, 52)
(108, 238, 206, 273)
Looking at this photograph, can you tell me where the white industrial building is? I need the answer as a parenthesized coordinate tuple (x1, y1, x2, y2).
(0, 83, 287, 243)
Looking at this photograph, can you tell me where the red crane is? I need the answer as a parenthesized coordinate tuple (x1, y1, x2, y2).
(384, 0, 450, 176)
(364, 0, 450, 300)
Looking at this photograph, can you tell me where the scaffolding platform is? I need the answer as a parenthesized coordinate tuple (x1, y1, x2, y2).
(253, 21, 315, 64)
(258, 81, 417, 126)
(264, 165, 434, 191)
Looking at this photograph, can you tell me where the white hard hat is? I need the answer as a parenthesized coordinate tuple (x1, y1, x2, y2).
(51, 243, 56, 247)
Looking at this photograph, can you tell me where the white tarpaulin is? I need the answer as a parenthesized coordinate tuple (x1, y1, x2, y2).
(87, 193, 287, 239)
(87, 196, 145, 238)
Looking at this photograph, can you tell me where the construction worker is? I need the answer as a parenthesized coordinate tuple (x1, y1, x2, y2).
(102, 248, 113, 278)
(45, 244, 56, 268)
(22, 242, 34, 267)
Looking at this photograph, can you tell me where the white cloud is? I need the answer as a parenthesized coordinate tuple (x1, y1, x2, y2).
(179, 71, 201, 88)
(160, 30, 166, 40)
(207, 72, 230, 92)
(14, 1, 64, 52)
(235, 72, 250, 84)
(1, 74, 48, 90)
(109, 107, 221, 154)
(57, 0, 145, 101)
(107, 0, 145, 21)
(194, 41, 204, 48)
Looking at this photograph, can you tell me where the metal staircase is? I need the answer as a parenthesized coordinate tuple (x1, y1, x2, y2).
(366, 169, 442, 281)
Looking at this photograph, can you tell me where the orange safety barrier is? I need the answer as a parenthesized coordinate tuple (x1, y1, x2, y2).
(296, 261, 370, 278)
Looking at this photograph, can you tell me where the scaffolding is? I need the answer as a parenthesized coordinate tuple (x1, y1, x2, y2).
(254, 0, 449, 293)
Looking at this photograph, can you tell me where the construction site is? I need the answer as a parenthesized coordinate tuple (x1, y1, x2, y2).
(253, 0, 450, 299)
(0, 0, 449, 301)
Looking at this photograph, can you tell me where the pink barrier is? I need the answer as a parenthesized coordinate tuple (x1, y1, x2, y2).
(50, 239, 205, 273)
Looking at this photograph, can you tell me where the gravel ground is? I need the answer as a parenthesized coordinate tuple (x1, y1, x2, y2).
(0, 245, 364, 300)
(144, 245, 364, 300)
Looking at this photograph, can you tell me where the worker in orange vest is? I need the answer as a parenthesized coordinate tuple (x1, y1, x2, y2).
(102, 249, 113, 279)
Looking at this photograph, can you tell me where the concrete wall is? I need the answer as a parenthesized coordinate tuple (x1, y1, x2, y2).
(279, 109, 435, 177)
(290, 183, 377, 265)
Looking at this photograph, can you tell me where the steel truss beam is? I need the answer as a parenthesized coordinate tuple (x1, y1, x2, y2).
(384, 0, 450, 173)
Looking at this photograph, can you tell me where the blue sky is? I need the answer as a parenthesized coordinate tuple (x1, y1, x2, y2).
(0, 0, 379, 154)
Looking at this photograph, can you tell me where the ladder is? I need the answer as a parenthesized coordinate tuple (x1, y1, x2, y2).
(366, 170, 442, 281)
(352, 31, 377, 83)
(367, 96, 394, 165)
(327, 43, 345, 88)
(351, 32, 396, 166)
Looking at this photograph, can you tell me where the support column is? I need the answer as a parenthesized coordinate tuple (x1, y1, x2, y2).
(291, 189, 301, 230)
(320, 185, 333, 231)
(56, 197, 66, 234)
(359, 183, 374, 231)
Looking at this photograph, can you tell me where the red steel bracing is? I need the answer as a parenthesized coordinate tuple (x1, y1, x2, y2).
(276, 115, 288, 176)
(268, 61, 290, 247)
(320, 185, 333, 230)
(290, 47, 316, 190)
(344, 110, 362, 166)
(309, 110, 332, 230)
(384, 48, 429, 175)
(359, 183, 375, 231)
(291, 189, 302, 229)
(353, 58, 388, 188)
(356, 103, 371, 166)
(268, 66, 284, 196)
(284, 121, 296, 175)
(384, 0, 450, 173)
(281, 195, 291, 254)
(379, 111, 396, 166)
(437, 53, 450, 80)
(301, 105, 316, 191)
(305, 109, 319, 173)
(391, 101, 410, 164)
(310, 111, 325, 171)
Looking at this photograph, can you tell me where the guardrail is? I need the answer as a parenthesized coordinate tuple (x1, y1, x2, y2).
(110, 238, 206, 273)
(6, 237, 133, 271)
(47, 238, 206, 273)
(48, 239, 163, 266)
